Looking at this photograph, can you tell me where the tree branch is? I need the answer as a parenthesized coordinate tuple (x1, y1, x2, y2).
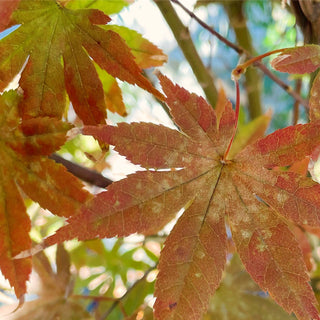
(154, 0, 218, 108)
(171, 0, 309, 109)
(49, 153, 113, 188)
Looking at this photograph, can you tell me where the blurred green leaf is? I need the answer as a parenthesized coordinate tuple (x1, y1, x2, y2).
(64, 0, 132, 15)
(123, 275, 154, 315)
(204, 255, 296, 320)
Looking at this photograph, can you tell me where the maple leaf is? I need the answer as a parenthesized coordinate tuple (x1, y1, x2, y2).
(0, 0, 164, 124)
(271, 45, 320, 74)
(44, 76, 320, 320)
(103, 25, 168, 69)
(271, 44, 320, 121)
(93, 21, 169, 116)
(0, 90, 91, 298)
(92, 24, 167, 116)
(0, 244, 92, 320)
(93, 63, 127, 116)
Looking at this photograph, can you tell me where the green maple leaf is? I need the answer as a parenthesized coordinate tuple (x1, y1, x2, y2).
(63, 0, 131, 15)
(44, 76, 320, 320)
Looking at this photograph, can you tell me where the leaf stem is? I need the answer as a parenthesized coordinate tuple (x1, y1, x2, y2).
(223, 79, 240, 161)
(231, 48, 285, 80)
(224, 49, 288, 155)
(224, 48, 280, 159)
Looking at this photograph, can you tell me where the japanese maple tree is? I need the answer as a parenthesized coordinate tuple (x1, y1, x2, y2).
(1, 1, 320, 320)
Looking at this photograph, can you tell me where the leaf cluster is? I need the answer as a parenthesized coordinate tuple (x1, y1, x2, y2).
(1, 2, 320, 320)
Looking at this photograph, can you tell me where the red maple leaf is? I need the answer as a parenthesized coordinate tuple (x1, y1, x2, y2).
(44, 75, 320, 320)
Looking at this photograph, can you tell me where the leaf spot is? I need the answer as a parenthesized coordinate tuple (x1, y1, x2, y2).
(169, 302, 177, 310)
(29, 162, 42, 173)
(276, 192, 289, 203)
(152, 201, 163, 214)
(257, 243, 267, 252)
(241, 230, 252, 239)
(261, 229, 272, 239)
(195, 250, 205, 259)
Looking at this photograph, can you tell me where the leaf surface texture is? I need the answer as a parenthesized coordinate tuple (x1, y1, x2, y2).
(46, 76, 320, 320)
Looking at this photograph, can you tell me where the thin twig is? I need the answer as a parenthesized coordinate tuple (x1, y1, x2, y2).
(71, 295, 118, 302)
(170, 0, 309, 109)
(99, 264, 157, 320)
(172, 0, 243, 54)
(254, 62, 308, 108)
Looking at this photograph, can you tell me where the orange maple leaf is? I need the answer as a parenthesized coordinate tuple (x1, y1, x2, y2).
(1, 245, 91, 320)
(0, 90, 91, 298)
(0, 0, 164, 124)
(45, 76, 320, 320)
